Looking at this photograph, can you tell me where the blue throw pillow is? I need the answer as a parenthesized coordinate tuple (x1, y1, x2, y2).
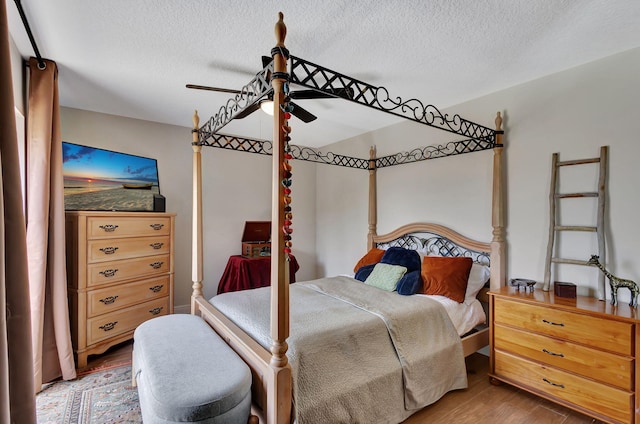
(397, 270, 422, 295)
(354, 264, 376, 282)
(380, 247, 421, 273)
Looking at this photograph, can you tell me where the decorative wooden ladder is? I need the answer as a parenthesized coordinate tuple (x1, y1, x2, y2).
(543, 146, 608, 299)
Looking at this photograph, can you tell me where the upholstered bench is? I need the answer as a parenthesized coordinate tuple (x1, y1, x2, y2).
(132, 314, 253, 424)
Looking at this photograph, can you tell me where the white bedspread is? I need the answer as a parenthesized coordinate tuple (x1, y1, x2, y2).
(209, 276, 467, 424)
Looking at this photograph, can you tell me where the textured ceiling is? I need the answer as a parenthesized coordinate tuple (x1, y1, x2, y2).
(7, 0, 640, 148)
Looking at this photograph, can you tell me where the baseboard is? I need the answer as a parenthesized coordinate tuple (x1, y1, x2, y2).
(173, 304, 190, 314)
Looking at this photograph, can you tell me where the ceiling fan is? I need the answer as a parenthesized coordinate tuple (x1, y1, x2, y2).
(186, 56, 352, 123)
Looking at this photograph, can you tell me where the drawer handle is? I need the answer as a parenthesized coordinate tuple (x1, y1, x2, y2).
(149, 307, 163, 315)
(98, 224, 119, 232)
(149, 261, 164, 269)
(149, 285, 163, 293)
(149, 242, 164, 250)
(99, 269, 119, 278)
(542, 348, 564, 358)
(150, 223, 164, 230)
(99, 321, 118, 332)
(99, 246, 119, 255)
(99, 295, 119, 305)
(542, 378, 565, 389)
(542, 319, 564, 327)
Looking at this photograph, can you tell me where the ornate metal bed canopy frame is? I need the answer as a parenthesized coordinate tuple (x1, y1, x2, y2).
(190, 13, 506, 424)
(195, 55, 501, 170)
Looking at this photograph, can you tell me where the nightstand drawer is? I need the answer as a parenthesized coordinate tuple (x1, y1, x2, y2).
(493, 297, 632, 355)
(87, 275, 171, 317)
(494, 350, 632, 424)
(88, 216, 171, 239)
(494, 324, 632, 390)
(88, 236, 170, 262)
(87, 254, 170, 287)
(87, 297, 168, 345)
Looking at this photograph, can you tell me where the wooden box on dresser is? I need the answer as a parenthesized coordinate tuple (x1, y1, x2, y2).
(489, 287, 639, 424)
(65, 211, 175, 368)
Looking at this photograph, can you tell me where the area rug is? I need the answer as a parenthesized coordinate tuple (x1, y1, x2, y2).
(36, 362, 142, 423)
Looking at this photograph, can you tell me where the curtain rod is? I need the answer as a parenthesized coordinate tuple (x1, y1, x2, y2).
(13, 0, 46, 69)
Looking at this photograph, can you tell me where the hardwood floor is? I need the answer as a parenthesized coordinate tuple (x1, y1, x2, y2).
(81, 339, 134, 373)
(403, 353, 604, 424)
(85, 344, 604, 423)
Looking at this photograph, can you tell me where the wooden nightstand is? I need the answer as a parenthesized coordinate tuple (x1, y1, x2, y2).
(489, 287, 639, 424)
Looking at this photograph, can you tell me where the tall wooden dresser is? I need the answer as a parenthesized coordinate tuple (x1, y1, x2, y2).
(65, 211, 175, 368)
(489, 287, 639, 424)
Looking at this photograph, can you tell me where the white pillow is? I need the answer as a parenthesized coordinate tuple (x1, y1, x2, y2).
(465, 263, 490, 300)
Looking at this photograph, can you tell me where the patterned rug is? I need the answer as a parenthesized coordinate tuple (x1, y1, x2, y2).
(36, 362, 142, 423)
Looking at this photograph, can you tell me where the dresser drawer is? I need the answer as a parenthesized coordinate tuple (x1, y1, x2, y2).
(88, 236, 170, 263)
(494, 350, 632, 424)
(494, 324, 632, 390)
(88, 216, 171, 239)
(493, 297, 632, 356)
(87, 297, 168, 345)
(87, 275, 171, 317)
(87, 254, 170, 287)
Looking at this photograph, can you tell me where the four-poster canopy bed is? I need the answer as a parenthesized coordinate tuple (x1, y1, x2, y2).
(189, 13, 506, 424)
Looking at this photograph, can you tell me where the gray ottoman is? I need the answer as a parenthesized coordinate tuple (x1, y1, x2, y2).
(133, 314, 252, 424)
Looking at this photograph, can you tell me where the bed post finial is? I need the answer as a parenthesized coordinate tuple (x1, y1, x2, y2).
(192, 110, 200, 143)
(275, 12, 286, 46)
(495, 111, 502, 132)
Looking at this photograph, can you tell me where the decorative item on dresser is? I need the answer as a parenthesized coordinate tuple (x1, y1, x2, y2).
(587, 254, 639, 307)
(553, 281, 577, 298)
(489, 287, 637, 424)
(65, 211, 175, 368)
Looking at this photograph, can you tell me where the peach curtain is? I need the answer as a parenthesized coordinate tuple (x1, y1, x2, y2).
(26, 57, 76, 389)
(1, 1, 37, 422)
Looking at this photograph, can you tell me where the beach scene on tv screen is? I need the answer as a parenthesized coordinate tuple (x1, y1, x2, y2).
(62, 142, 160, 211)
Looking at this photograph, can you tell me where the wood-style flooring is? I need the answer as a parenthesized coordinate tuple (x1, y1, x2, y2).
(86, 342, 603, 423)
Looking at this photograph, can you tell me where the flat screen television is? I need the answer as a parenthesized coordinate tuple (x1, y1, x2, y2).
(62, 141, 161, 212)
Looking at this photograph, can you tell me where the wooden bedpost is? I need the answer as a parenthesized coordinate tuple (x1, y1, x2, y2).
(267, 12, 293, 424)
(490, 112, 506, 290)
(367, 146, 377, 250)
(191, 111, 204, 312)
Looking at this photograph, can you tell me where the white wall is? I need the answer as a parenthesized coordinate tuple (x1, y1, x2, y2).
(60, 108, 318, 309)
(317, 47, 640, 303)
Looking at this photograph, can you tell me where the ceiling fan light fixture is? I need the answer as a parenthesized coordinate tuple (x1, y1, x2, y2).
(260, 100, 274, 115)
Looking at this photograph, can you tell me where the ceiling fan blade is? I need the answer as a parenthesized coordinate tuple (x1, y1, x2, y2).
(262, 56, 273, 68)
(289, 102, 317, 123)
(234, 102, 261, 119)
(186, 84, 244, 94)
(289, 90, 333, 100)
(332, 87, 354, 99)
(289, 87, 354, 100)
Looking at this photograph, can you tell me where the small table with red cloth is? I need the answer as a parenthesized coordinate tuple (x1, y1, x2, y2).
(217, 255, 299, 294)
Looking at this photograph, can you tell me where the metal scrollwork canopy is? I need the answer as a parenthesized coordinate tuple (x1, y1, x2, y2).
(195, 54, 500, 171)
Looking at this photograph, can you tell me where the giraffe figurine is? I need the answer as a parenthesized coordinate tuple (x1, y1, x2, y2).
(587, 255, 639, 307)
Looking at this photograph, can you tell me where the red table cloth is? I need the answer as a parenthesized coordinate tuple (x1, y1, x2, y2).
(217, 255, 299, 294)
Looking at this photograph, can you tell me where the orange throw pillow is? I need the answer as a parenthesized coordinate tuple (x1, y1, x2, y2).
(353, 248, 386, 273)
(421, 256, 473, 303)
